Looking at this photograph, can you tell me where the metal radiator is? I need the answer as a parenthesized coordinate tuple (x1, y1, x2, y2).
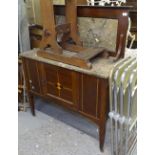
(109, 56, 137, 155)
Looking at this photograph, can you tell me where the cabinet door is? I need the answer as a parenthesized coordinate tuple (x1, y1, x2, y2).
(58, 67, 79, 107)
(42, 63, 79, 109)
(24, 59, 41, 94)
(42, 63, 59, 97)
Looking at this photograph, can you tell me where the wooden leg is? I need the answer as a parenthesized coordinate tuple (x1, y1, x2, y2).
(99, 123, 106, 152)
(98, 79, 109, 152)
(28, 93, 35, 116)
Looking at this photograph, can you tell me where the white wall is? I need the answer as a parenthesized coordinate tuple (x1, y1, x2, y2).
(18, 0, 30, 52)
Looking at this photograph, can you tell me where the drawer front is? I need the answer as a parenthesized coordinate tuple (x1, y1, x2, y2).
(24, 59, 41, 94)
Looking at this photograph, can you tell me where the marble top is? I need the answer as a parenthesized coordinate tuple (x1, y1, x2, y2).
(20, 48, 136, 79)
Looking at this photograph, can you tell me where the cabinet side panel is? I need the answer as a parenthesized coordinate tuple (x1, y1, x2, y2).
(80, 74, 99, 118)
(24, 58, 41, 94)
(99, 78, 109, 121)
(22, 58, 30, 92)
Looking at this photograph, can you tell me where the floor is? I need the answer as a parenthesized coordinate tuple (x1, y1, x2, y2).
(18, 98, 136, 155)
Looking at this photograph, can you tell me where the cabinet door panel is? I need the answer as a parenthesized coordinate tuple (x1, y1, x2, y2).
(80, 74, 100, 119)
(60, 88, 73, 102)
(58, 68, 78, 104)
(46, 83, 59, 96)
(58, 68, 72, 89)
(43, 64, 59, 97)
(44, 64, 58, 84)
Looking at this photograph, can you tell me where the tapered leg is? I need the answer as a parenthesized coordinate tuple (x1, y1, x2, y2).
(99, 124, 106, 152)
(98, 79, 109, 152)
(28, 93, 35, 116)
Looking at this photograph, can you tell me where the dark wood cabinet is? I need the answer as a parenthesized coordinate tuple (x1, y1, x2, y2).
(22, 57, 109, 151)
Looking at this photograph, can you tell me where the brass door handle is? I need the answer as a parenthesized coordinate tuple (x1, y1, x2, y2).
(56, 82, 62, 90)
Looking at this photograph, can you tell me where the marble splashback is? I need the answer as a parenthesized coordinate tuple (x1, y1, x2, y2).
(56, 16, 118, 52)
(78, 17, 118, 51)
